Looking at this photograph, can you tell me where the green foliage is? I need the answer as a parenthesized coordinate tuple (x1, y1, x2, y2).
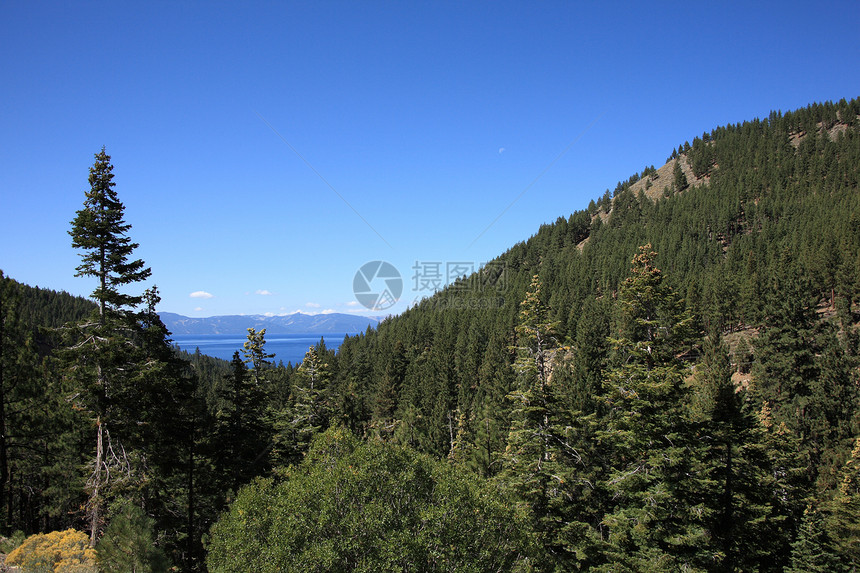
(54, 151, 207, 569)
(1, 272, 54, 535)
(97, 499, 169, 573)
(611, 244, 694, 366)
(691, 332, 788, 570)
(5, 529, 98, 573)
(827, 437, 860, 568)
(212, 343, 273, 497)
(672, 158, 688, 191)
(0, 529, 26, 553)
(500, 274, 581, 566)
(567, 294, 610, 412)
(270, 342, 332, 466)
(61, 148, 158, 546)
(752, 251, 819, 423)
(597, 247, 705, 568)
(786, 506, 841, 573)
(512, 274, 559, 381)
(242, 327, 274, 380)
(1, 273, 98, 536)
(6, 98, 860, 571)
(305, 100, 860, 565)
(207, 427, 532, 572)
(68, 147, 151, 317)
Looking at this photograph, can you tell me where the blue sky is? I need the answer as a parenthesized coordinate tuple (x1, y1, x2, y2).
(2, 1, 858, 318)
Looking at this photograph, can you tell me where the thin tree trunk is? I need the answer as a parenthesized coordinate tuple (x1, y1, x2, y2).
(90, 416, 103, 547)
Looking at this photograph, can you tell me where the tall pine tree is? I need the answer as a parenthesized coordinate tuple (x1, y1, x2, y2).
(691, 331, 780, 570)
(62, 148, 152, 546)
(598, 245, 702, 569)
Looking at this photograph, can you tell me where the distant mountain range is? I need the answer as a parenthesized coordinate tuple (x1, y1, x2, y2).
(159, 312, 379, 335)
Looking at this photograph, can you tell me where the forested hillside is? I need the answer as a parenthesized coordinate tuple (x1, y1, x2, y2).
(2, 98, 860, 571)
(0, 273, 94, 535)
(321, 99, 860, 464)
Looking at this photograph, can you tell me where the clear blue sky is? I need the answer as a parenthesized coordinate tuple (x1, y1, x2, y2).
(2, 1, 858, 318)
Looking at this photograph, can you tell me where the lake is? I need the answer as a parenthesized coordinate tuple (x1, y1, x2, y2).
(171, 333, 350, 365)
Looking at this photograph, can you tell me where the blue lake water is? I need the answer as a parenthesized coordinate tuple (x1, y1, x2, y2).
(171, 333, 350, 365)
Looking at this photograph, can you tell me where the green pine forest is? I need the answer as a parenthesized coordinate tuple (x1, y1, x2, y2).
(2, 98, 860, 571)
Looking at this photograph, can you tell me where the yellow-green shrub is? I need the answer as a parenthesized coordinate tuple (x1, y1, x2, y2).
(5, 529, 98, 573)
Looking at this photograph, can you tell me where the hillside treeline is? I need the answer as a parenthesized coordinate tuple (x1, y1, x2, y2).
(2, 98, 859, 571)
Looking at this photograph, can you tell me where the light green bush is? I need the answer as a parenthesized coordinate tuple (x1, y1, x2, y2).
(207, 426, 533, 572)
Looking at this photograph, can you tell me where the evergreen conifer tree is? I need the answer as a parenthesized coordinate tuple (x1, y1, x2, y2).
(752, 250, 821, 476)
(69, 148, 151, 318)
(598, 245, 702, 568)
(691, 331, 778, 570)
(786, 506, 840, 573)
(215, 335, 273, 494)
(827, 437, 860, 568)
(271, 343, 331, 465)
(500, 275, 560, 557)
(500, 274, 603, 568)
(62, 148, 152, 546)
(0, 272, 50, 534)
(98, 498, 169, 573)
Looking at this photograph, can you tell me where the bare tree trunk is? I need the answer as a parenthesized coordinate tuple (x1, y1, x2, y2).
(89, 416, 103, 547)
